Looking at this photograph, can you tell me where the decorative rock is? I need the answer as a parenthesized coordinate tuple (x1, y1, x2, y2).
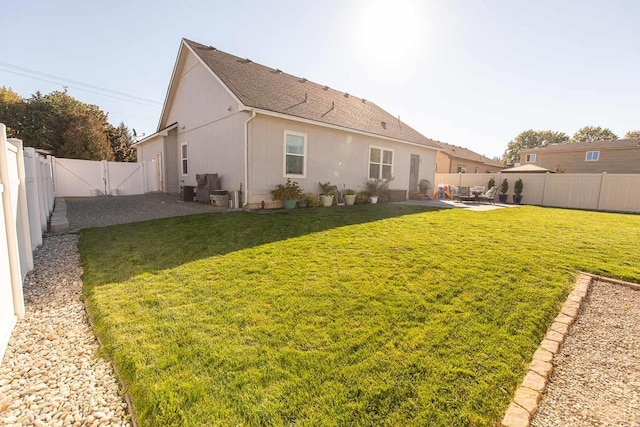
(0, 235, 130, 426)
(552, 313, 574, 325)
(549, 322, 569, 335)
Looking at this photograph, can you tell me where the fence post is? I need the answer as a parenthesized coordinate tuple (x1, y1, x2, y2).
(24, 148, 43, 248)
(9, 139, 33, 271)
(596, 172, 607, 211)
(48, 155, 56, 210)
(458, 172, 462, 187)
(541, 172, 550, 206)
(0, 125, 25, 319)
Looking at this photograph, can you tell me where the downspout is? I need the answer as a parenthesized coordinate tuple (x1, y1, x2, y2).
(243, 110, 256, 207)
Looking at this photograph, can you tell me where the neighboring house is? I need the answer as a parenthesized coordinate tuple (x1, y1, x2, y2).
(135, 39, 441, 207)
(520, 139, 640, 173)
(435, 142, 505, 173)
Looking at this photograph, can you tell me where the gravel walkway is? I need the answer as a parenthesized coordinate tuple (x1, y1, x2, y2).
(66, 193, 218, 230)
(532, 281, 640, 427)
(0, 235, 130, 427)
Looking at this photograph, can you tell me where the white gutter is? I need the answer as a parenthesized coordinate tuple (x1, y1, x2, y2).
(243, 110, 257, 207)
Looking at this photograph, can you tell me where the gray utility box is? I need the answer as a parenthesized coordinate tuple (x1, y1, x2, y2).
(180, 185, 195, 202)
(387, 189, 408, 202)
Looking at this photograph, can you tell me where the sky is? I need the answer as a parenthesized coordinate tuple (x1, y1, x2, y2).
(2, 0, 639, 159)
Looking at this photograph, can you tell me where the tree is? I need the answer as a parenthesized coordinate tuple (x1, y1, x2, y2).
(502, 129, 569, 164)
(571, 126, 618, 142)
(0, 88, 134, 161)
(624, 130, 640, 139)
(0, 86, 25, 138)
(107, 122, 137, 162)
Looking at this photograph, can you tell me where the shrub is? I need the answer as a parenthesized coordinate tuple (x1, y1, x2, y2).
(271, 179, 303, 200)
(365, 178, 393, 196)
(304, 192, 321, 207)
(355, 191, 368, 204)
(500, 178, 509, 194)
(318, 182, 337, 197)
(514, 178, 524, 195)
(488, 177, 495, 190)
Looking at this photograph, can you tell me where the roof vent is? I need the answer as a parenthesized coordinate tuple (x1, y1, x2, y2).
(362, 98, 366, 103)
(238, 58, 252, 63)
(207, 46, 217, 51)
(323, 85, 329, 90)
(299, 77, 308, 83)
(272, 68, 282, 74)
(344, 92, 349, 98)
(381, 121, 387, 129)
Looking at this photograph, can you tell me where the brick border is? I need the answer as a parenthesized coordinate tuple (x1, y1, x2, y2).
(501, 273, 592, 427)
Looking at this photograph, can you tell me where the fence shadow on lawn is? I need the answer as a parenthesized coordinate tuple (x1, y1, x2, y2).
(78, 204, 443, 287)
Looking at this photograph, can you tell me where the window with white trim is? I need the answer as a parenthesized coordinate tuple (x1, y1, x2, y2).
(284, 131, 306, 177)
(181, 142, 188, 175)
(457, 165, 467, 173)
(585, 151, 599, 161)
(525, 154, 536, 162)
(369, 146, 393, 179)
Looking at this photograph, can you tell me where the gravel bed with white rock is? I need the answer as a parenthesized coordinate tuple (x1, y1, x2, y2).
(531, 281, 640, 427)
(0, 234, 130, 427)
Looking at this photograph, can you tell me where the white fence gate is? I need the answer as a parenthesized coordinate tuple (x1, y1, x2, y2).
(0, 124, 54, 363)
(435, 172, 640, 213)
(52, 157, 148, 197)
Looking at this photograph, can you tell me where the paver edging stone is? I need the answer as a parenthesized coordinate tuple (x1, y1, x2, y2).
(501, 273, 593, 427)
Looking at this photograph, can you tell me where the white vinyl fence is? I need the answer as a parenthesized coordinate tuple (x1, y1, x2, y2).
(0, 124, 55, 363)
(52, 157, 149, 197)
(436, 172, 640, 213)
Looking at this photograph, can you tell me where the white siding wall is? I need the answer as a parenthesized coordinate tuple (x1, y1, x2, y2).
(164, 49, 246, 192)
(248, 114, 437, 205)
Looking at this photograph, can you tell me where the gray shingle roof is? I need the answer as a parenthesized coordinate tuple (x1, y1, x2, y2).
(521, 139, 640, 152)
(184, 39, 440, 149)
(436, 141, 504, 168)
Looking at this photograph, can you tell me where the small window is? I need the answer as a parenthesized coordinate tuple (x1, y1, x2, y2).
(369, 146, 393, 179)
(284, 131, 306, 177)
(457, 165, 466, 173)
(585, 151, 599, 161)
(181, 142, 188, 175)
(525, 154, 536, 162)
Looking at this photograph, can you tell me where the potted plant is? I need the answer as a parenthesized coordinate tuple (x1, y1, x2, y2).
(304, 192, 321, 208)
(513, 178, 524, 204)
(344, 188, 356, 205)
(499, 178, 509, 203)
(355, 191, 368, 204)
(271, 178, 303, 209)
(366, 178, 392, 204)
(318, 182, 337, 207)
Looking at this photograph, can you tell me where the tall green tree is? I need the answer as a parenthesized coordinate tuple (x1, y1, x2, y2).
(571, 126, 618, 142)
(624, 130, 640, 139)
(107, 122, 137, 162)
(503, 129, 569, 164)
(0, 87, 25, 138)
(0, 88, 135, 161)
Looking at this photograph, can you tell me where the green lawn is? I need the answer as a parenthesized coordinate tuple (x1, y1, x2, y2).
(79, 205, 640, 427)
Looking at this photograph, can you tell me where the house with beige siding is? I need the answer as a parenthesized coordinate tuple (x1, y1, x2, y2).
(435, 142, 505, 174)
(135, 38, 441, 207)
(520, 139, 640, 173)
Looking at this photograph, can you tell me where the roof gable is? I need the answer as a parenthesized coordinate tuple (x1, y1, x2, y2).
(180, 39, 440, 149)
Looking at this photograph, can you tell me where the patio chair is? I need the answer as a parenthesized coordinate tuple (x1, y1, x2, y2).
(476, 186, 498, 204)
(457, 186, 475, 203)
